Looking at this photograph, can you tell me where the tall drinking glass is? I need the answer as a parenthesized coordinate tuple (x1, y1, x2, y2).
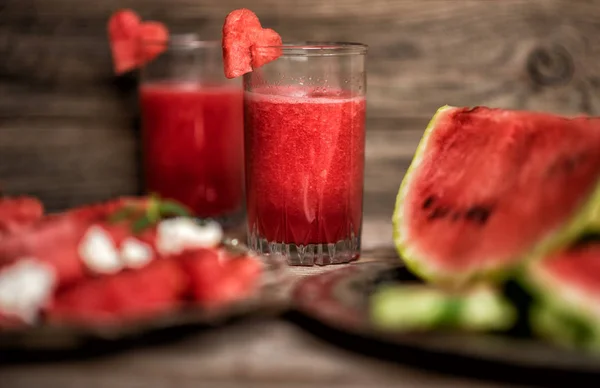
(139, 34, 244, 226)
(244, 42, 367, 265)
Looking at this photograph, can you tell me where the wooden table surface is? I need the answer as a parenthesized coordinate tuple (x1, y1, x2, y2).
(0, 318, 509, 388)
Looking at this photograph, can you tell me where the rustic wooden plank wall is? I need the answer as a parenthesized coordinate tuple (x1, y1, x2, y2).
(1, 0, 600, 249)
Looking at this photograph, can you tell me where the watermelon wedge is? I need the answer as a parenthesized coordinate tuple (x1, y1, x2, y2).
(526, 243, 600, 351)
(107, 9, 169, 75)
(222, 8, 282, 79)
(393, 106, 600, 287)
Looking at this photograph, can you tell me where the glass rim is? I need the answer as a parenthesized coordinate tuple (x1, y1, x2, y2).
(142, 33, 220, 49)
(254, 41, 368, 57)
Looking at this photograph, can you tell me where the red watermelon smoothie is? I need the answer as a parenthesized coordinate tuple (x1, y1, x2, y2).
(244, 43, 368, 265)
(139, 37, 244, 224)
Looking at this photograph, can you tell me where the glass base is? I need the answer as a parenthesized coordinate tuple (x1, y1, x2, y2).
(248, 232, 361, 266)
(195, 207, 245, 230)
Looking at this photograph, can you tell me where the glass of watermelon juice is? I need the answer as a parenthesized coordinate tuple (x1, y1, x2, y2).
(139, 35, 244, 226)
(244, 42, 367, 265)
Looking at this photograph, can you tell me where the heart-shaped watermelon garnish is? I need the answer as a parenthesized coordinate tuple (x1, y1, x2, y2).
(107, 9, 169, 75)
(138, 22, 169, 63)
(222, 9, 282, 79)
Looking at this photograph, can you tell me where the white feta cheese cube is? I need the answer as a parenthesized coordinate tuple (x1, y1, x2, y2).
(120, 237, 154, 268)
(0, 259, 56, 323)
(156, 218, 223, 256)
(78, 225, 122, 274)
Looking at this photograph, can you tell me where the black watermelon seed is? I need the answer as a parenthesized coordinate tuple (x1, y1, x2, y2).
(465, 206, 491, 225)
(428, 206, 450, 220)
(422, 195, 436, 210)
(547, 153, 588, 177)
(564, 158, 576, 171)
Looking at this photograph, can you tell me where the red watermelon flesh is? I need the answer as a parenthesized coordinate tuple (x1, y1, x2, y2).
(250, 28, 283, 69)
(0, 215, 86, 286)
(396, 106, 600, 285)
(63, 196, 144, 223)
(0, 313, 24, 328)
(178, 248, 263, 308)
(0, 196, 44, 234)
(533, 244, 600, 299)
(0, 197, 147, 284)
(0, 196, 133, 263)
(46, 259, 187, 326)
(527, 243, 600, 344)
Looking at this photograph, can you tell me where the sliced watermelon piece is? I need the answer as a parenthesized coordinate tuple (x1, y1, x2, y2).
(222, 8, 282, 79)
(0, 215, 88, 286)
(526, 243, 600, 351)
(370, 283, 516, 333)
(107, 9, 169, 75)
(66, 196, 146, 222)
(0, 197, 150, 287)
(46, 259, 187, 326)
(0, 196, 44, 234)
(178, 248, 263, 308)
(393, 106, 600, 286)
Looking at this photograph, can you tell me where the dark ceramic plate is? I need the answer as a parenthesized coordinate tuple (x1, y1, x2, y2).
(291, 262, 600, 381)
(0, 249, 289, 353)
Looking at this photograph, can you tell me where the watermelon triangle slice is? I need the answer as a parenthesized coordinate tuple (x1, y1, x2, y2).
(393, 106, 600, 287)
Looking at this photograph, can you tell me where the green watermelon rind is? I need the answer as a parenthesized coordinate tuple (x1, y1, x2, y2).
(369, 282, 516, 333)
(522, 267, 600, 351)
(529, 304, 590, 351)
(392, 105, 453, 283)
(392, 105, 600, 287)
(369, 284, 452, 331)
(529, 302, 600, 352)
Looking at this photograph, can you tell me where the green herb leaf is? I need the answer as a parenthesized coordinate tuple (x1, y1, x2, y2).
(132, 215, 154, 234)
(125, 194, 193, 234)
(108, 205, 136, 224)
(146, 194, 161, 224)
(158, 200, 192, 218)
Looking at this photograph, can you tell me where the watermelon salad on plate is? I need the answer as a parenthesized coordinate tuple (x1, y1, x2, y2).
(361, 105, 600, 355)
(0, 194, 286, 349)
